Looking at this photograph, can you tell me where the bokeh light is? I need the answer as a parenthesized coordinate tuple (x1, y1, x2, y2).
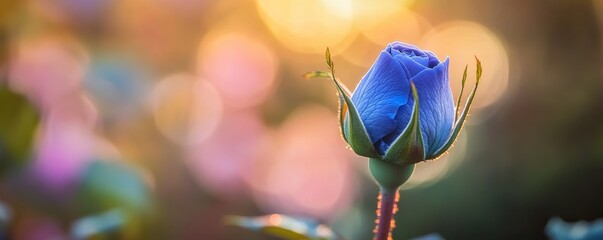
(361, 9, 431, 47)
(109, 0, 199, 70)
(255, 0, 357, 54)
(341, 8, 431, 68)
(250, 106, 356, 220)
(8, 36, 88, 110)
(31, 92, 98, 193)
(197, 32, 278, 108)
(150, 73, 223, 145)
(185, 110, 271, 197)
(84, 54, 150, 122)
(45, 91, 98, 129)
(351, 0, 418, 32)
(341, 9, 430, 68)
(402, 132, 467, 190)
(420, 21, 510, 114)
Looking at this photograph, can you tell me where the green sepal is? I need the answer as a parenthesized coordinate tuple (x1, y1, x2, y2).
(225, 214, 341, 240)
(454, 65, 468, 122)
(429, 57, 482, 159)
(382, 82, 425, 165)
(324, 48, 380, 159)
(303, 70, 350, 144)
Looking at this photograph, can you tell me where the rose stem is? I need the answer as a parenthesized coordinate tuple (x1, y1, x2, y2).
(373, 188, 400, 240)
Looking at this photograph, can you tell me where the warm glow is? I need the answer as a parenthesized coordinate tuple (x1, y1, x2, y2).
(255, 0, 357, 54)
(250, 106, 355, 219)
(350, 0, 415, 30)
(420, 21, 510, 112)
(150, 74, 223, 145)
(8, 36, 88, 109)
(402, 132, 468, 190)
(268, 214, 282, 225)
(0, 0, 590, 238)
(361, 9, 430, 47)
(185, 110, 270, 197)
(342, 9, 429, 68)
(197, 32, 277, 108)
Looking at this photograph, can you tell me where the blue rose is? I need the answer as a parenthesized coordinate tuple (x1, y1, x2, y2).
(302, 43, 483, 240)
(305, 42, 480, 167)
(305, 42, 481, 190)
(306, 42, 481, 168)
(351, 42, 454, 157)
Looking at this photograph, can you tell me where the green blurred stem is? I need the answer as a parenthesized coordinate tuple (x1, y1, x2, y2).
(368, 159, 414, 240)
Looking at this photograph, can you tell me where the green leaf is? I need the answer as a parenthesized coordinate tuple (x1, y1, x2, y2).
(383, 82, 425, 165)
(455, 65, 468, 122)
(225, 214, 341, 240)
(0, 87, 40, 174)
(324, 48, 380, 158)
(429, 57, 482, 159)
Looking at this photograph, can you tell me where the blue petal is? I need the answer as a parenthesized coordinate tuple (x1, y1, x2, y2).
(381, 57, 454, 156)
(424, 51, 441, 68)
(387, 42, 429, 58)
(351, 51, 411, 147)
(393, 54, 429, 76)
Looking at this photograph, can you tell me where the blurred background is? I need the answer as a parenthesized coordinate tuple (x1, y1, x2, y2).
(0, 0, 602, 239)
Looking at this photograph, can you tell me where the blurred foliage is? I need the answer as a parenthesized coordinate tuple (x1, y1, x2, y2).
(74, 160, 154, 239)
(76, 161, 152, 214)
(0, 88, 39, 175)
(546, 218, 603, 240)
(71, 209, 127, 240)
(226, 214, 341, 240)
(0, 201, 9, 238)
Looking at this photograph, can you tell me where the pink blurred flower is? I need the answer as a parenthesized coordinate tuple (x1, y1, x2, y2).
(7, 36, 101, 195)
(30, 93, 98, 195)
(8, 37, 87, 111)
(197, 33, 278, 108)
